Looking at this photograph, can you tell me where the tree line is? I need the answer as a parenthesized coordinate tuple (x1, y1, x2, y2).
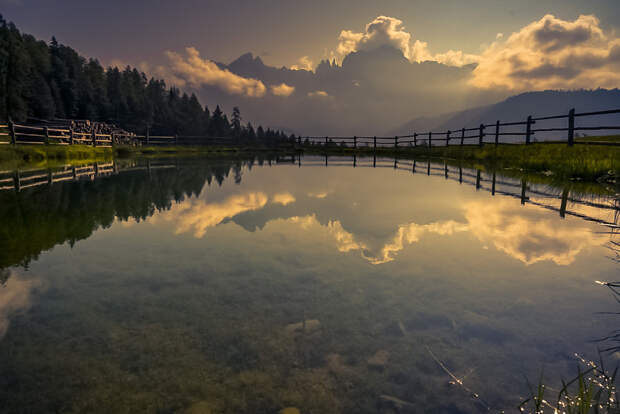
(0, 15, 293, 141)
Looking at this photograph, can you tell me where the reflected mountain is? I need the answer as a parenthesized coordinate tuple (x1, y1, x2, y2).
(0, 156, 617, 277)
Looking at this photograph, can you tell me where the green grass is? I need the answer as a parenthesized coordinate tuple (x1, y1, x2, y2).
(0, 143, 114, 170)
(302, 141, 620, 183)
(519, 359, 619, 414)
(1, 141, 618, 184)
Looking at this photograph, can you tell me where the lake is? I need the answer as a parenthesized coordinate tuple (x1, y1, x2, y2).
(0, 155, 618, 413)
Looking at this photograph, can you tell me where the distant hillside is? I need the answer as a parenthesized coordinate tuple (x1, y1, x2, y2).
(389, 89, 620, 141)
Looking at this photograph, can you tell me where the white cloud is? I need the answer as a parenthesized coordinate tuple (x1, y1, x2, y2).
(270, 83, 295, 97)
(338, 16, 412, 60)
(334, 16, 479, 67)
(165, 47, 267, 97)
(471, 14, 620, 90)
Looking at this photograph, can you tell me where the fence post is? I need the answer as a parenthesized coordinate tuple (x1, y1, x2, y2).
(70, 126, 74, 145)
(478, 124, 485, 147)
(492, 171, 496, 196)
(354, 136, 357, 149)
(412, 160, 416, 173)
(413, 133, 417, 147)
(560, 188, 569, 218)
(495, 120, 500, 146)
(428, 132, 432, 149)
(325, 136, 328, 147)
(460, 128, 465, 146)
(567, 108, 575, 146)
(44, 127, 49, 145)
(13, 170, 20, 192)
(394, 136, 398, 149)
(373, 136, 377, 151)
(521, 179, 528, 205)
(476, 170, 481, 190)
(446, 130, 451, 147)
(92, 130, 96, 147)
(9, 119, 15, 145)
(525, 116, 533, 145)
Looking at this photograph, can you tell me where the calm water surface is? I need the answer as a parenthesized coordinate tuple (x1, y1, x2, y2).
(0, 156, 618, 413)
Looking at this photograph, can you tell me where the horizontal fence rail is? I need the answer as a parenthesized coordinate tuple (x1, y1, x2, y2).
(0, 156, 616, 230)
(3, 106, 620, 149)
(298, 107, 620, 149)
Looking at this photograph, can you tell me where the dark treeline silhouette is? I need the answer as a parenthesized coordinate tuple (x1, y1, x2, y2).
(0, 157, 273, 276)
(0, 16, 293, 141)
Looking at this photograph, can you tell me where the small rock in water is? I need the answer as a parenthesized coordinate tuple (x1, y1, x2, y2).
(279, 408, 301, 414)
(367, 350, 390, 368)
(285, 319, 321, 335)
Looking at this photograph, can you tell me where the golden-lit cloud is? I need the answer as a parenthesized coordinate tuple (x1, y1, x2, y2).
(270, 83, 295, 97)
(165, 47, 267, 97)
(289, 215, 467, 265)
(338, 16, 412, 59)
(463, 199, 608, 265)
(160, 192, 269, 238)
(272, 192, 296, 206)
(361, 221, 469, 264)
(0, 274, 42, 340)
(335, 16, 478, 66)
(290, 56, 314, 71)
(308, 90, 330, 98)
(471, 14, 620, 90)
(307, 191, 330, 199)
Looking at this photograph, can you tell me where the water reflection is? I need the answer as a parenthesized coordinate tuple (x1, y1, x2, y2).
(464, 199, 609, 265)
(0, 155, 618, 413)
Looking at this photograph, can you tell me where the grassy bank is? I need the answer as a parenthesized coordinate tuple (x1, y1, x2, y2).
(1, 141, 618, 184)
(303, 141, 620, 183)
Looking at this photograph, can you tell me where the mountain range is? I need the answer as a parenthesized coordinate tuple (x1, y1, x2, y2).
(193, 45, 620, 137)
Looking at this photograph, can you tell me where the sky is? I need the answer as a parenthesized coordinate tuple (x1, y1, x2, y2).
(2, 0, 620, 69)
(4, 0, 620, 134)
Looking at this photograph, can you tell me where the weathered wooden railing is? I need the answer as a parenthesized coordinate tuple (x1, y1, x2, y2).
(2, 106, 620, 149)
(299, 107, 620, 148)
(0, 156, 616, 229)
(0, 122, 113, 147)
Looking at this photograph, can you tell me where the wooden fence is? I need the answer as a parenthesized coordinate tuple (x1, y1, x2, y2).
(0, 122, 113, 147)
(2, 106, 620, 149)
(1, 156, 616, 230)
(299, 107, 620, 148)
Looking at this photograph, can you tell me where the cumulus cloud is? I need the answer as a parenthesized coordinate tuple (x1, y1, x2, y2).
(270, 83, 295, 97)
(289, 215, 468, 265)
(156, 192, 269, 238)
(338, 16, 412, 59)
(272, 192, 296, 205)
(165, 47, 267, 97)
(335, 16, 478, 67)
(290, 56, 314, 71)
(471, 14, 620, 90)
(463, 198, 607, 265)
